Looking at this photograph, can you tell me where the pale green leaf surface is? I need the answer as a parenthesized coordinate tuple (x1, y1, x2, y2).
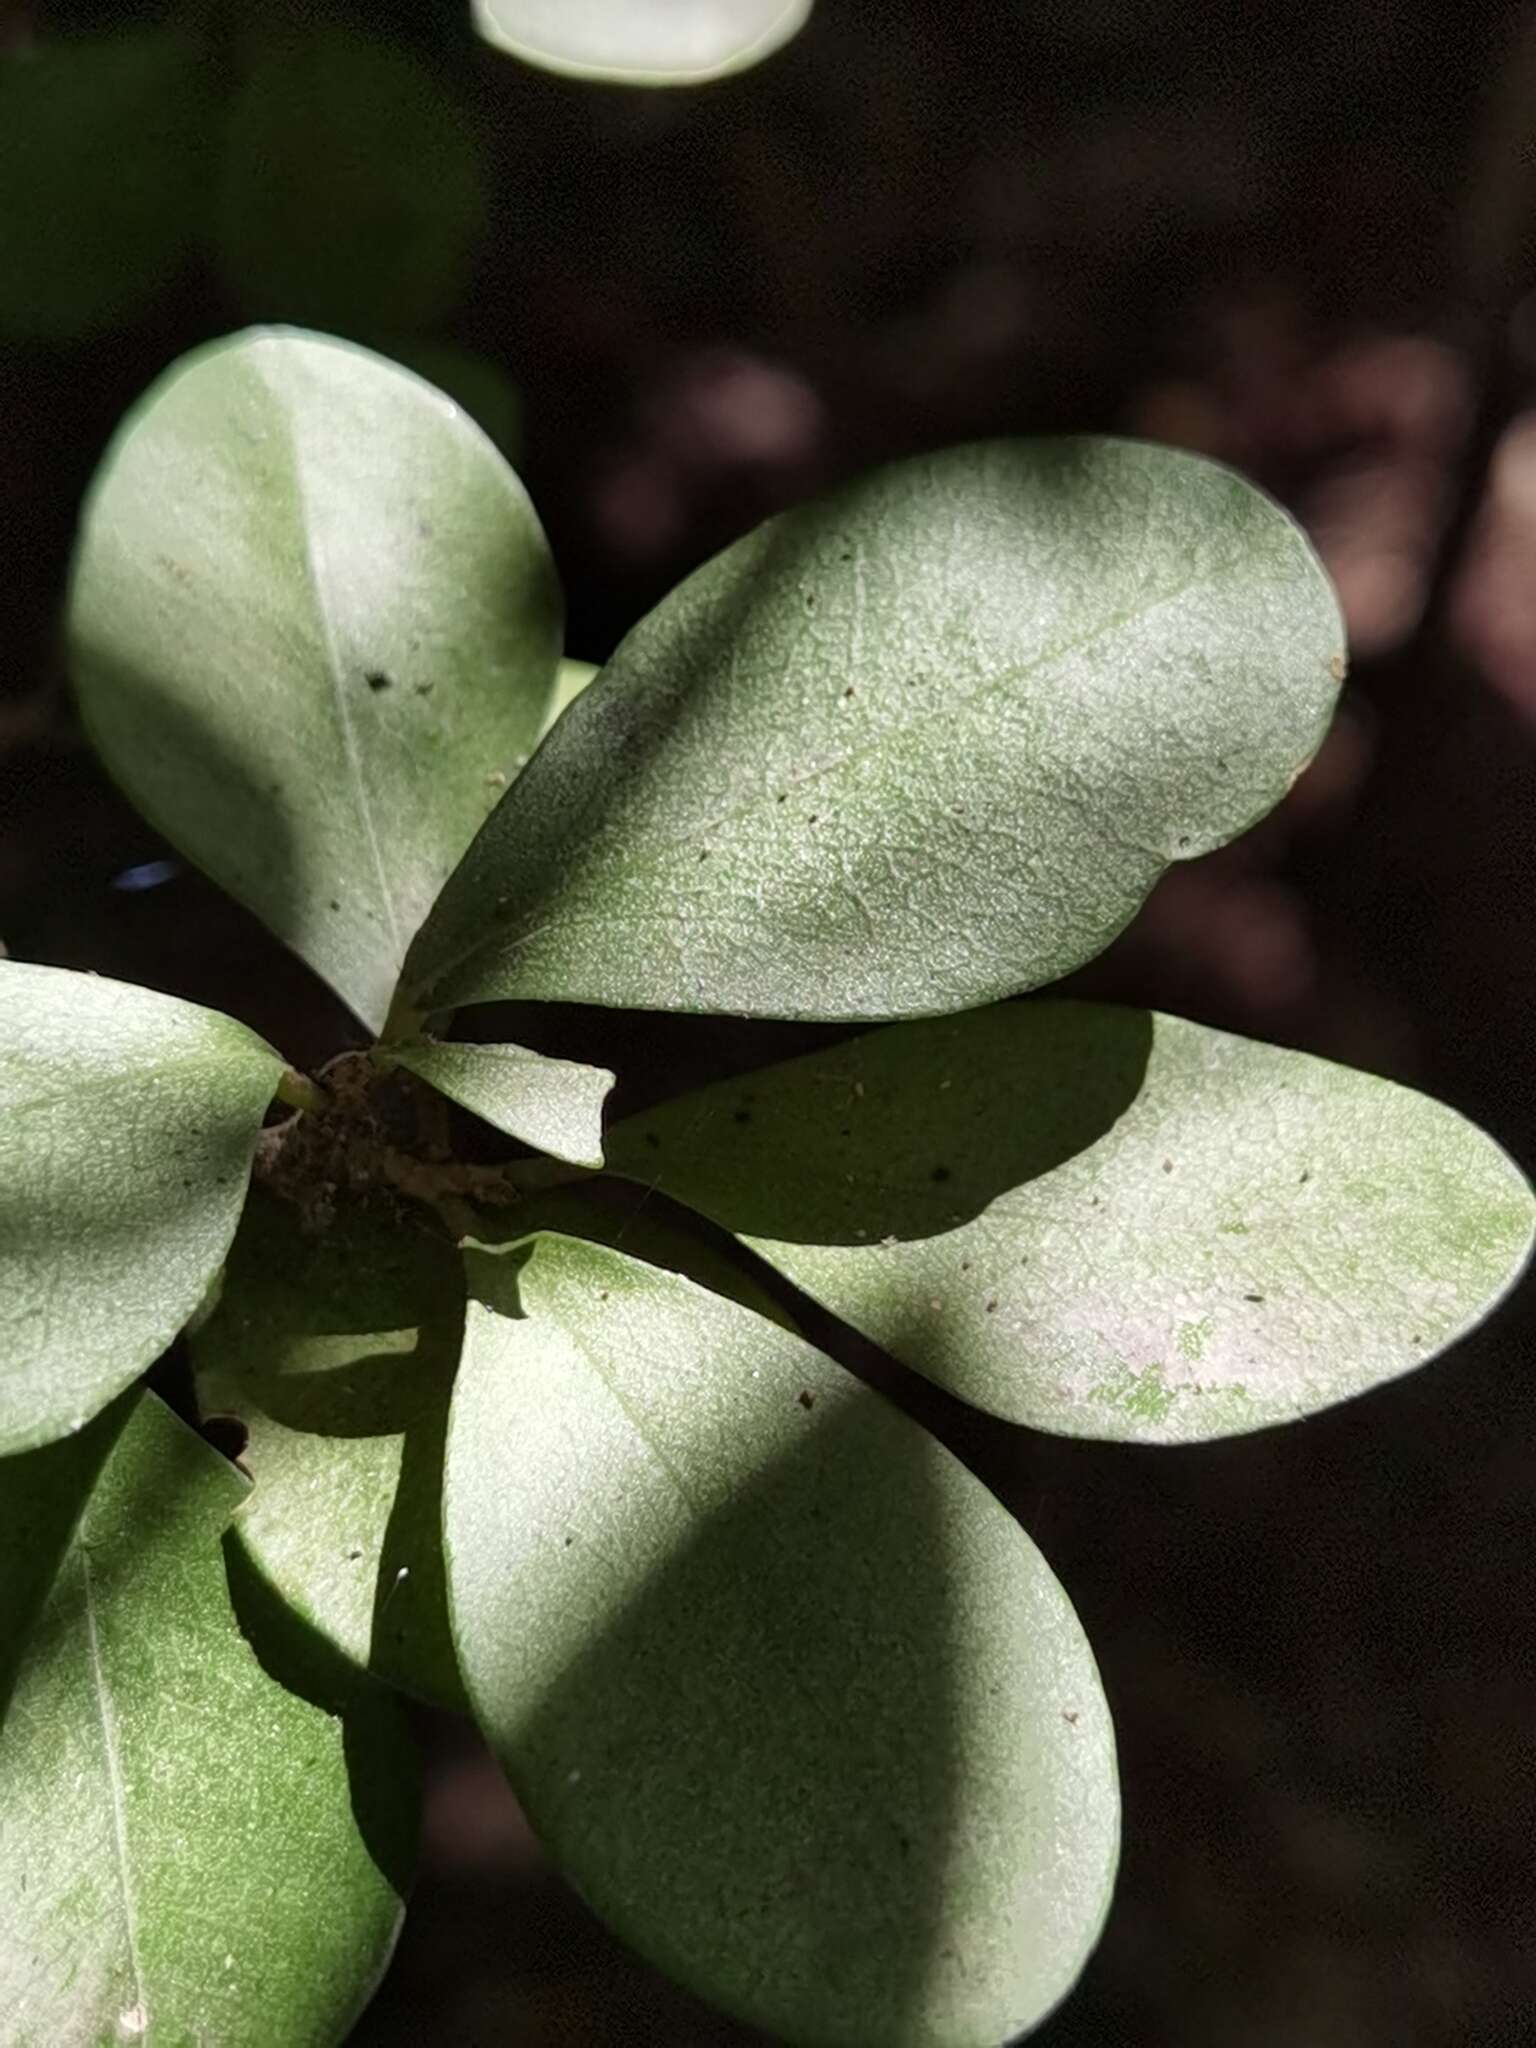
(385, 1039, 615, 1167)
(0, 1391, 415, 2047)
(0, 29, 212, 340)
(447, 1234, 1118, 2047)
(509, 1180, 799, 1330)
(472, 0, 813, 83)
(68, 328, 562, 1031)
(191, 1189, 466, 1711)
(538, 657, 598, 741)
(405, 438, 1343, 1021)
(0, 962, 283, 1456)
(216, 31, 486, 332)
(607, 1001, 1536, 1443)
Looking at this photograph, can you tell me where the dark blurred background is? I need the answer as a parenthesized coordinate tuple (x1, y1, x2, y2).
(3, 2, 1535, 2042)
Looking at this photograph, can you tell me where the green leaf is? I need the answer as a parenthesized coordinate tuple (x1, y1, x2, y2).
(383, 1040, 615, 1167)
(607, 1001, 1536, 1443)
(404, 438, 1344, 1022)
(0, 962, 283, 1456)
(472, 0, 813, 84)
(0, 1390, 415, 2045)
(191, 1188, 466, 1712)
(511, 1179, 800, 1330)
(447, 1234, 1119, 2046)
(68, 328, 563, 1032)
(0, 28, 213, 341)
(216, 30, 486, 332)
(539, 656, 599, 741)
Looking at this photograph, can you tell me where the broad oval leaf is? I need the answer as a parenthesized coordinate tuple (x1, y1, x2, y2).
(216, 30, 486, 332)
(68, 328, 563, 1032)
(0, 28, 212, 340)
(0, 962, 283, 1456)
(383, 1039, 615, 1167)
(606, 1001, 1536, 1443)
(404, 438, 1343, 1022)
(0, 1391, 415, 2045)
(447, 1233, 1119, 2046)
(191, 1188, 466, 1711)
(472, 0, 813, 84)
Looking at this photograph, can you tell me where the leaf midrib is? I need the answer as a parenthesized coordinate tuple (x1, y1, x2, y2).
(1, 1046, 267, 1120)
(79, 1544, 149, 2029)
(253, 352, 403, 972)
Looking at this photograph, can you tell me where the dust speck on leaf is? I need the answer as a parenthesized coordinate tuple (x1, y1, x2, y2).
(985, 1299, 999, 1314)
(1244, 1292, 1265, 1303)
(1328, 651, 1347, 681)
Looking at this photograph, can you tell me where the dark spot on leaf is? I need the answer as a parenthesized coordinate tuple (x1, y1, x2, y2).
(698, 849, 710, 861)
(804, 592, 817, 612)
(797, 1389, 815, 1410)
(1299, 1169, 1311, 1183)
(365, 671, 392, 692)
(960, 1259, 971, 1272)
(839, 1127, 851, 1138)
(329, 898, 341, 912)
(414, 680, 434, 696)
(1244, 1293, 1265, 1303)
(930, 1165, 951, 1183)
(898, 1833, 912, 1854)
(1062, 1709, 1079, 1725)
(733, 1108, 752, 1125)
(644, 1131, 661, 1149)
(564, 1534, 574, 1547)
(347, 1548, 363, 1561)
(843, 685, 856, 699)
(1162, 1159, 1174, 1173)
(598, 1290, 609, 1302)
(807, 814, 820, 825)
(776, 792, 787, 803)
(985, 1299, 999, 1313)
(1177, 836, 1190, 849)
